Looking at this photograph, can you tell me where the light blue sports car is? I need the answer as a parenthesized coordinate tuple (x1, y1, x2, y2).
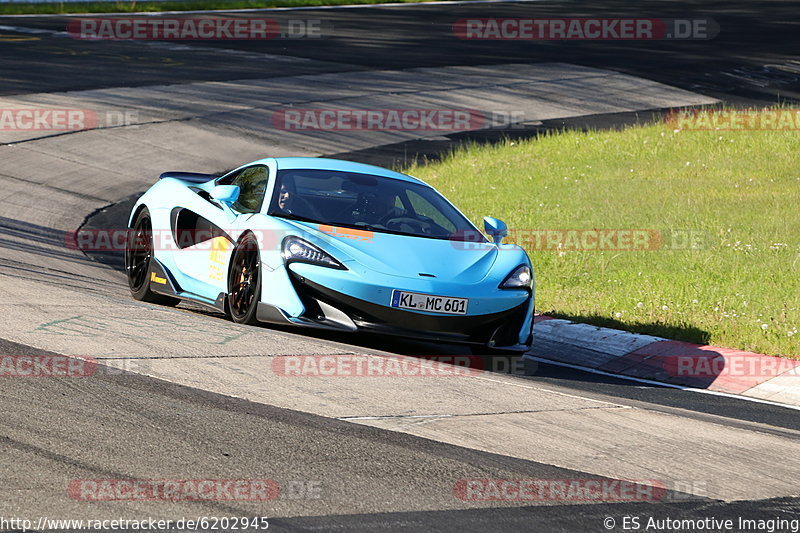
(126, 157, 534, 352)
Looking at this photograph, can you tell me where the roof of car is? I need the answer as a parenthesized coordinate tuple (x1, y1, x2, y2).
(255, 157, 426, 185)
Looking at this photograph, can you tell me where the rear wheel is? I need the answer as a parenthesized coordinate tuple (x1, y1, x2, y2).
(227, 233, 261, 325)
(125, 208, 180, 306)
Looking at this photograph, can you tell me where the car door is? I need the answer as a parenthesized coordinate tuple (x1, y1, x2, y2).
(172, 165, 270, 297)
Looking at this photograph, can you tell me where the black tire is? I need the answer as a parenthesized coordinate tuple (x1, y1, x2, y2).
(125, 208, 180, 306)
(227, 233, 261, 325)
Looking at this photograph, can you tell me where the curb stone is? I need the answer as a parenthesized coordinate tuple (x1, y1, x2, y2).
(529, 315, 800, 407)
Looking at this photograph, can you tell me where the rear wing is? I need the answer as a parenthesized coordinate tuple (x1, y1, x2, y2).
(159, 171, 215, 184)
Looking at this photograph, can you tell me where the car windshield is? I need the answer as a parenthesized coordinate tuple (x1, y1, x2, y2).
(268, 169, 486, 242)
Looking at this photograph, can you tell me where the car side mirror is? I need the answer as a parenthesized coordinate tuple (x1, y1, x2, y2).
(484, 216, 508, 244)
(211, 185, 240, 220)
(210, 185, 240, 204)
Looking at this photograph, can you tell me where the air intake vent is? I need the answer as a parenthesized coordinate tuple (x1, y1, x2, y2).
(418, 273, 436, 278)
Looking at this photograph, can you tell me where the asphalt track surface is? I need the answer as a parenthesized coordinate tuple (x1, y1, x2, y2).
(1, 1, 800, 532)
(0, 0, 798, 103)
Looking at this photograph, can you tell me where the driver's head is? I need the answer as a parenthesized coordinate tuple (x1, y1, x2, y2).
(278, 181, 294, 210)
(365, 192, 395, 218)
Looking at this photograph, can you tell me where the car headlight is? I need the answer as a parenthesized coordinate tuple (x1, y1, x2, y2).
(282, 236, 346, 270)
(500, 264, 532, 290)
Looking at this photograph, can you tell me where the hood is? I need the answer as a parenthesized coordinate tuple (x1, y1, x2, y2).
(289, 221, 499, 283)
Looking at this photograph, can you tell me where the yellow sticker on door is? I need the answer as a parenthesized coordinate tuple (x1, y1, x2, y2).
(209, 237, 230, 281)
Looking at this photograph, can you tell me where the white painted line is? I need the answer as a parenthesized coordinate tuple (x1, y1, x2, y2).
(471, 372, 629, 408)
(0, 0, 546, 17)
(525, 355, 800, 412)
(340, 414, 454, 421)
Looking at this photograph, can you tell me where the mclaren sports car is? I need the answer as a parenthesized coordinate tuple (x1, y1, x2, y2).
(125, 157, 535, 352)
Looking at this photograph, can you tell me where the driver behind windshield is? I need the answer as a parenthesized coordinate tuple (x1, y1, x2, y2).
(278, 182, 294, 211)
(358, 191, 405, 226)
(276, 180, 322, 220)
(270, 169, 478, 241)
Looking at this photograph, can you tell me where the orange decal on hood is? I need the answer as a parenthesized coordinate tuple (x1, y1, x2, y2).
(319, 225, 374, 242)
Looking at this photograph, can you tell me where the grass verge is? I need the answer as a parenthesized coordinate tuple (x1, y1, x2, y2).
(0, 0, 451, 15)
(405, 110, 800, 357)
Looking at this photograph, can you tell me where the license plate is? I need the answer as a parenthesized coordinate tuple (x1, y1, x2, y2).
(390, 290, 468, 315)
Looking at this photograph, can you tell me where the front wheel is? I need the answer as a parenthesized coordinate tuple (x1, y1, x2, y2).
(125, 208, 180, 306)
(227, 233, 261, 325)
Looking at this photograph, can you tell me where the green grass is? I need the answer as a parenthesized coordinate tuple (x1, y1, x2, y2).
(0, 0, 452, 15)
(405, 114, 800, 358)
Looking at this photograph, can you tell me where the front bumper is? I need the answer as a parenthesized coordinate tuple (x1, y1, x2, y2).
(287, 273, 533, 349)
